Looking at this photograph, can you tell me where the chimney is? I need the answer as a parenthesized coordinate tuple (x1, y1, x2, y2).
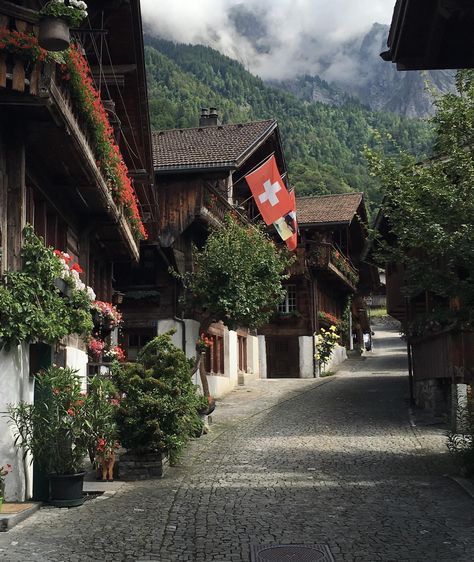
(199, 107, 220, 127)
(199, 108, 209, 127)
(208, 107, 220, 126)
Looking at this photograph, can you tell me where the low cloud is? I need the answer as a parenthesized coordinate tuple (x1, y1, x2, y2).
(141, 0, 395, 81)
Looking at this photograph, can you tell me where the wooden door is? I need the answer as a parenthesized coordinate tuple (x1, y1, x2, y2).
(266, 336, 299, 378)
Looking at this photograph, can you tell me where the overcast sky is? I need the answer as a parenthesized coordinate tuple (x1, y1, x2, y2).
(141, 0, 396, 81)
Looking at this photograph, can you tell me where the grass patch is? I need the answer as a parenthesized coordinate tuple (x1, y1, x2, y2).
(320, 371, 336, 378)
(370, 307, 388, 318)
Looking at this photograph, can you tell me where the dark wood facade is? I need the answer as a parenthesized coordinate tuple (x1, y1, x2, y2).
(116, 117, 288, 366)
(260, 194, 375, 378)
(0, 0, 153, 349)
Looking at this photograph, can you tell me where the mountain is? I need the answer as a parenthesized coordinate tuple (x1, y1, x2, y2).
(144, 36, 434, 208)
(268, 24, 455, 118)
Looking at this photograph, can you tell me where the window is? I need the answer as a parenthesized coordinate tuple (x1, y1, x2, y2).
(204, 335, 225, 374)
(125, 331, 155, 361)
(278, 284, 297, 314)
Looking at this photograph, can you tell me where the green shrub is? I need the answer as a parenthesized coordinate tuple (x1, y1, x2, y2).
(112, 332, 206, 463)
(447, 403, 474, 477)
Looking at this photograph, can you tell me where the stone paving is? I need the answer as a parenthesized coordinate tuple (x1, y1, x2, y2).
(1, 328, 474, 562)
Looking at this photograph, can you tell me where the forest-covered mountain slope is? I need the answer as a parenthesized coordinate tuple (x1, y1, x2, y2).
(144, 36, 434, 207)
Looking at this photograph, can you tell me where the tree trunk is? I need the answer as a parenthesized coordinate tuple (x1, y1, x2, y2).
(190, 353, 211, 398)
(190, 315, 214, 399)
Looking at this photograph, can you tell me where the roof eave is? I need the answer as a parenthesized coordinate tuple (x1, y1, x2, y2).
(299, 220, 352, 228)
(234, 120, 279, 168)
(154, 162, 237, 175)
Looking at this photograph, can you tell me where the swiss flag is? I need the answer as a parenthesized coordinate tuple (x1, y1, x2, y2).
(245, 156, 293, 225)
(285, 190, 298, 251)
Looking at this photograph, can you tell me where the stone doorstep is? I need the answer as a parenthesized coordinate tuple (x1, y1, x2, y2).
(0, 503, 41, 532)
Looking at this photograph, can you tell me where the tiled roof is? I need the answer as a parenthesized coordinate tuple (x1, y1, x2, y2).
(297, 193, 364, 225)
(152, 120, 277, 171)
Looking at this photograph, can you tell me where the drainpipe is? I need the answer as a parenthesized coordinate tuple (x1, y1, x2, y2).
(311, 276, 319, 378)
(405, 297, 415, 406)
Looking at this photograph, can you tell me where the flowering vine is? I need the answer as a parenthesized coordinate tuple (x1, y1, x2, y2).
(196, 333, 213, 354)
(53, 249, 96, 301)
(61, 44, 147, 240)
(318, 311, 340, 327)
(0, 29, 47, 62)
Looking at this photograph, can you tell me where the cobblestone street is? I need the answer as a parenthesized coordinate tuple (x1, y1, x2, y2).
(1, 328, 474, 562)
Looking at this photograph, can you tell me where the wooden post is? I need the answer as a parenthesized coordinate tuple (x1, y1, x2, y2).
(0, 54, 6, 89)
(12, 58, 26, 92)
(6, 133, 26, 271)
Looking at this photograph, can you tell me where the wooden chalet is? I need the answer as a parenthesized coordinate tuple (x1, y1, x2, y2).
(0, 0, 153, 501)
(381, 0, 474, 70)
(259, 193, 375, 379)
(115, 110, 288, 397)
(374, 210, 474, 420)
(381, 2, 474, 421)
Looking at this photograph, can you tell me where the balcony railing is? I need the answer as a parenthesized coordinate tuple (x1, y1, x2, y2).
(307, 242, 359, 290)
(200, 184, 249, 226)
(0, 16, 140, 260)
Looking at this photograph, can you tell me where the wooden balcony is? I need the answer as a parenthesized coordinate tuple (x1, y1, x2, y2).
(0, 13, 140, 260)
(199, 184, 249, 227)
(307, 242, 359, 291)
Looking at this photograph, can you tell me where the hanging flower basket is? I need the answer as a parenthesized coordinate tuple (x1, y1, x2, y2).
(38, 17, 70, 52)
(38, 1, 88, 52)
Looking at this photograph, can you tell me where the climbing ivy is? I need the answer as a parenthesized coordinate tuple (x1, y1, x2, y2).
(0, 226, 93, 350)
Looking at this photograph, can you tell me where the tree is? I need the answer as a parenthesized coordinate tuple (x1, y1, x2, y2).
(177, 215, 293, 396)
(366, 70, 474, 328)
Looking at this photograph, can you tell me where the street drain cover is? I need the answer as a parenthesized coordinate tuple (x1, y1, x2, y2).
(251, 544, 335, 562)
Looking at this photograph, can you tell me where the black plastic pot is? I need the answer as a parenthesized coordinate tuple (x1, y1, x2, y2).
(48, 472, 85, 507)
(38, 17, 70, 52)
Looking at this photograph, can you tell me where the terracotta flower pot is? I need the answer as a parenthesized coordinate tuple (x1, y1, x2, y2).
(38, 17, 70, 52)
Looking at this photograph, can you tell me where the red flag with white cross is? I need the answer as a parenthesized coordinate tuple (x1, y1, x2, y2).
(245, 156, 293, 225)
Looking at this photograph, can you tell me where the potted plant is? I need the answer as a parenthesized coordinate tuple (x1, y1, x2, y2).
(112, 333, 205, 479)
(8, 366, 90, 507)
(103, 345, 126, 363)
(91, 300, 122, 338)
(0, 464, 12, 511)
(38, 0, 88, 52)
(84, 377, 121, 481)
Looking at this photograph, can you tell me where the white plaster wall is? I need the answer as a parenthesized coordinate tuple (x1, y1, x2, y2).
(258, 336, 267, 379)
(299, 336, 314, 379)
(0, 344, 33, 501)
(157, 318, 200, 361)
(225, 329, 239, 387)
(325, 344, 348, 373)
(157, 319, 182, 350)
(205, 375, 234, 398)
(246, 335, 259, 377)
(184, 319, 200, 360)
(65, 346, 88, 390)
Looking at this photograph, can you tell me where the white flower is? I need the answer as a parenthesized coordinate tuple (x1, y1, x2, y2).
(86, 286, 96, 302)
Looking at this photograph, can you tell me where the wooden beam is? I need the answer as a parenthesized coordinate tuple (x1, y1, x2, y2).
(6, 133, 26, 270)
(0, 1, 39, 23)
